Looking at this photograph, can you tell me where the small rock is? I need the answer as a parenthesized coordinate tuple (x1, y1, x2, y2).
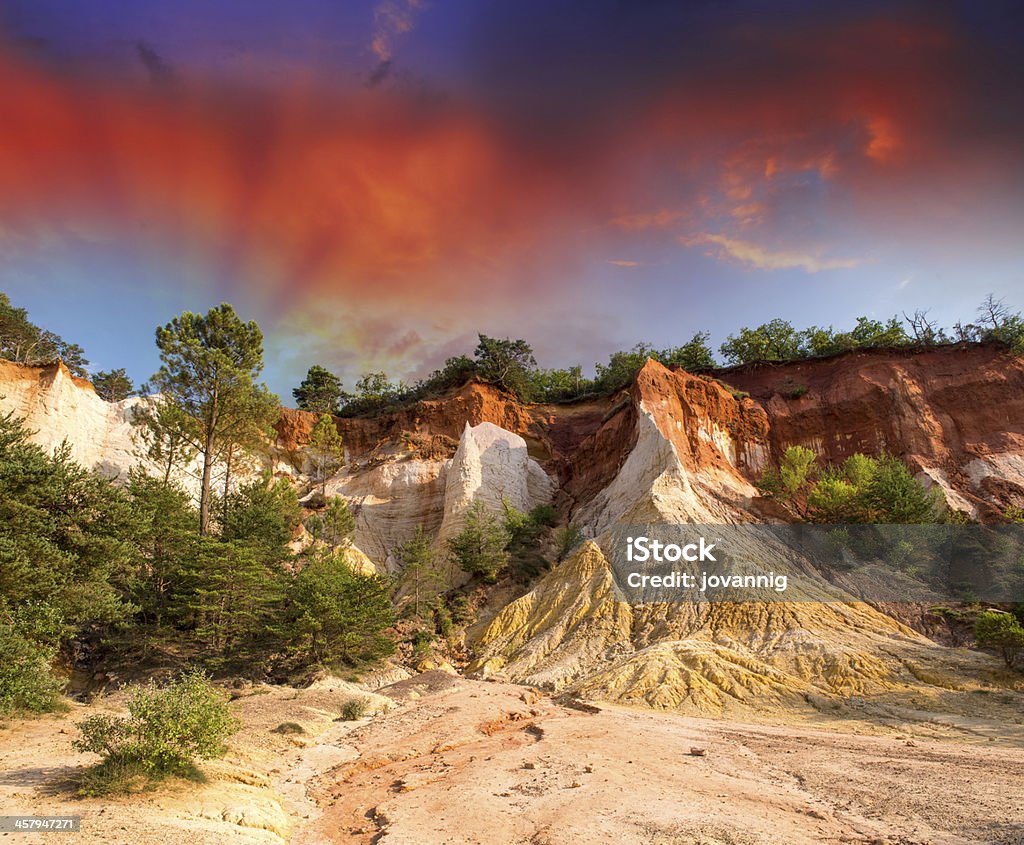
(523, 762, 536, 770)
(584, 764, 594, 773)
(689, 747, 707, 757)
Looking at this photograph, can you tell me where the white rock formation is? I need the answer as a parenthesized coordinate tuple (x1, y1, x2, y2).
(326, 459, 449, 573)
(575, 403, 755, 537)
(0, 360, 146, 479)
(438, 422, 553, 541)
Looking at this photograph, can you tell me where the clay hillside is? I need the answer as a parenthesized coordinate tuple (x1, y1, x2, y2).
(2, 342, 1023, 716)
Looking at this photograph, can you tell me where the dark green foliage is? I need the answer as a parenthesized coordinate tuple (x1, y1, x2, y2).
(593, 343, 656, 394)
(339, 697, 370, 721)
(286, 550, 395, 665)
(130, 395, 199, 484)
(305, 496, 356, 547)
(308, 414, 344, 493)
(658, 331, 717, 371)
(794, 452, 944, 524)
(528, 365, 586, 402)
(271, 721, 305, 735)
(293, 365, 345, 414)
(73, 668, 239, 792)
(720, 318, 805, 365)
(125, 470, 199, 629)
(92, 368, 135, 402)
(323, 296, 1024, 415)
(222, 476, 301, 558)
(974, 610, 1024, 668)
(355, 371, 400, 404)
(148, 303, 279, 534)
(857, 454, 943, 524)
(0, 292, 89, 376)
(449, 501, 511, 583)
(780, 381, 808, 399)
(555, 524, 585, 562)
(427, 355, 478, 391)
(0, 411, 140, 626)
(502, 500, 556, 579)
(395, 525, 444, 618)
(590, 333, 716, 394)
(474, 334, 537, 400)
(720, 315, 911, 365)
(185, 538, 285, 657)
(759, 445, 817, 509)
(0, 601, 65, 715)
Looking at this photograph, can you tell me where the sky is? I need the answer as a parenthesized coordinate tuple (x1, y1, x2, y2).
(0, 0, 1022, 401)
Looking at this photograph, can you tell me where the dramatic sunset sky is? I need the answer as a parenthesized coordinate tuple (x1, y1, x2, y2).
(1, 1, 1022, 399)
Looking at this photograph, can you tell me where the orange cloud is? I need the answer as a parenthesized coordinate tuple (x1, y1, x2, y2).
(681, 233, 862, 273)
(864, 115, 900, 162)
(371, 0, 425, 62)
(608, 209, 686, 231)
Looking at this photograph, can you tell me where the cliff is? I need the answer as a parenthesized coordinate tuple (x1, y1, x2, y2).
(3, 345, 1022, 713)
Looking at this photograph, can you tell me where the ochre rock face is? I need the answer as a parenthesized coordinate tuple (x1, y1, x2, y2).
(722, 343, 1024, 516)
(3, 346, 1024, 713)
(275, 380, 539, 462)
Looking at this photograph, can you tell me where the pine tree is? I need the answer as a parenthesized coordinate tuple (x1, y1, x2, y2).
(305, 496, 356, 547)
(147, 304, 279, 534)
(0, 410, 139, 626)
(0, 292, 89, 376)
(126, 470, 198, 631)
(293, 365, 344, 414)
(395, 525, 444, 618)
(92, 368, 135, 402)
(186, 539, 282, 657)
(448, 501, 511, 583)
(131, 395, 200, 485)
(287, 549, 394, 665)
(308, 414, 345, 494)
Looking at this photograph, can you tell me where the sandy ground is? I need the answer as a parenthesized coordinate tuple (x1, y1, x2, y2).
(1, 673, 1022, 845)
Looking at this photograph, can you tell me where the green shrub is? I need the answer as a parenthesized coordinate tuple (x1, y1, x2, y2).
(73, 668, 239, 791)
(339, 697, 370, 721)
(286, 549, 395, 666)
(435, 605, 454, 638)
(0, 630, 64, 716)
(271, 722, 305, 735)
(449, 501, 510, 583)
(410, 629, 433, 660)
(712, 379, 749, 400)
(807, 476, 859, 523)
(555, 524, 585, 562)
(0, 602, 65, 717)
(975, 610, 1024, 668)
(528, 503, 558, 527)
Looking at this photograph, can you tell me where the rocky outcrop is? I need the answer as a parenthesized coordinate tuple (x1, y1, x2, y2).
(3, 344, 1024, 714)
(325, 421, 554, 575)
(722, 343, 1024, 518)
(0, 359, 144, 477)
(570, 361, 769, 534)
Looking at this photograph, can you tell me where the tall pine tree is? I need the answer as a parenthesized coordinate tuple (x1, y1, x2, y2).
(147, 304, 278, 534)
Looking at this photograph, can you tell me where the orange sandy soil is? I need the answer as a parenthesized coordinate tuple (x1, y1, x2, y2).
(2, 673, 1022, 845)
